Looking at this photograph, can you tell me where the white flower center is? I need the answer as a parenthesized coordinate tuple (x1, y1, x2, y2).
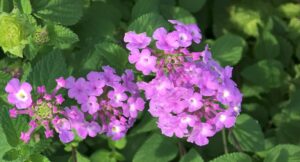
(16, 89, 28, 101)
(129, 104, 136, 111)
(112, 126, 120, 133)
(189, 98, 198, 106)
(219, 114, 227, 122)
(233, 106, 240, 112)
(115, 94, 122, 102)
(223, 90, 230, 98)
(181, 116, 191, 123)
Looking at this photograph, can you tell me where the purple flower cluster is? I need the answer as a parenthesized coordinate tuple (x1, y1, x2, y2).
(4, 66, 144, 143)
(124, 20, 242, 146)
(60, 66, 145, 141)
(5, 78, 65, 143)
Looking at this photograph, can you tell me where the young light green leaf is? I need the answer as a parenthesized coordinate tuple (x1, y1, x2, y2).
(133, 134, 178, 162)
(179, 0, 206, 13)
(228, 114, 265, 152)
(32, 0, 83, 25)
(180, 149, 203, 162)
(17, 0, 32, 14)
(209, 152, 252, 162)
(28, 50, 68, 91)
(278, 3, 300, 18)
(109, 138, 127, 150)
(241, 59, 286, 88)
(48, 24, 79, 49)
(211, 33, 246, 66)
(264, 144, 300, 162)
(129, 12, 170, 36)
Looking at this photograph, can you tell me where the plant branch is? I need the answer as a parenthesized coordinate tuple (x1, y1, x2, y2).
(222, 129, 229, 154)
(178, 141, 186, 158)
(72, 147, 77, 162)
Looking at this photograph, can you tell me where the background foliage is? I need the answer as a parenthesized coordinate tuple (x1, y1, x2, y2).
(0, 0, 300, 161)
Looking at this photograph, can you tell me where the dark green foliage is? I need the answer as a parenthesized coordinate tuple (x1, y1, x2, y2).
(1, 0, 300, 161)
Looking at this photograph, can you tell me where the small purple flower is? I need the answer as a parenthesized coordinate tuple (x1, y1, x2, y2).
(187, 92, 203, 112)
(59, 130, 75, 143)
(81, 96, 100, 115)
(5, 78, 32, 109)
(107, 120, 126, 140)
(129, 49, 157, 75)
(123, 97, 145, 118)
(67, 77, 89, 104)
(87, 71, 105, 96)
(87, 121, 101, 137)
(108, 86, 128, 107)
(124, 31, 151, 51)
(187, 123, 215, 146)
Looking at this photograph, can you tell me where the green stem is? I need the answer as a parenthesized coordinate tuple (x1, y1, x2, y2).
(72, 147, 77, 162)
(222, 129, 229, 154)
(178, 141, 186, 158)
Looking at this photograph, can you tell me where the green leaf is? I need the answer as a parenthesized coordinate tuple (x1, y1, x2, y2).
(288, 17, 300, 41)
(296, 43, 300, 61)
(48, 24, 79, 49)
(130, 113, 158, 135)
(241, 59, 286, 88)
(180, 149, 203, 162)
(17, 0, 32, 14)
(276, 88, 300, 144)
(95, 42, 129, 73)
(28, 154, 51, 162)
(278, 3, 300, 18)
(108, 138, 127, 150)
(211, 33, 246, 66)
(0, 71, 10, 93)
(3, 149, 19, 161)
(161, 6, 196, 24)
(32, 0, 83, 25)
(0, 0, 13, 12)
(69, 151, 90, 162)
(209, 152, 252, 162)
(254, 27, 279, 59)
(90, 150, 121, 162)
(28, 50, 68, 91)
(129, 12, 170, 36)
(228, 114, 265, 152)
(0, 124, 12, 160)
(277, 36, 293, 67)
(0, 103, 28, 147)
(132, 0, 160, 19)
(179, 0, 206, 13)
(264, 145, 300, 162)
(133, 134, 178, 162)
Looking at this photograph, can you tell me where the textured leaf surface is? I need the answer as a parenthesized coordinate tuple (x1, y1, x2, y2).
(133, 134, 178, 162)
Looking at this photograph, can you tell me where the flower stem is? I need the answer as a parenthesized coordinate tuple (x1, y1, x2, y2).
(72, 147, 77, 162)
(222, 129, 228, 154)
(178, 141, 186, 158)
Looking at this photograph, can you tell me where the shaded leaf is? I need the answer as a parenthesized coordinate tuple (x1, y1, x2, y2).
(133, 134, 178, 162)
(180, 149, 203, 162)
(228, 114, 265, 152)
(211, 33, 246, 66)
